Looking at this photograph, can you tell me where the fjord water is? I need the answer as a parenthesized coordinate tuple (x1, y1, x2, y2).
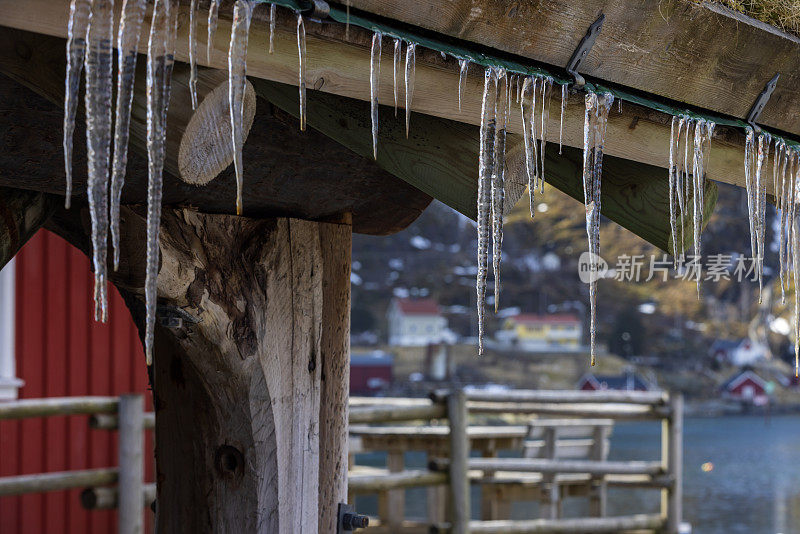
(354, 415, 800, 532)
(609, 415, 800, 533)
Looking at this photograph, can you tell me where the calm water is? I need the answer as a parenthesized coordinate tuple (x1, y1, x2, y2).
(355, 415, 800, 533)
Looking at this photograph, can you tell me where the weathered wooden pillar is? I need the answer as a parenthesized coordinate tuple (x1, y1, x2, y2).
(139, 210, 350, 533)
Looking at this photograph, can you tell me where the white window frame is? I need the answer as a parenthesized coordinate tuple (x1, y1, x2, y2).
(0, 258, 23, 400)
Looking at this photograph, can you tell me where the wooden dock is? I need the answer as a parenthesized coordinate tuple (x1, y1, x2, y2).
(348, 389, 683, 533)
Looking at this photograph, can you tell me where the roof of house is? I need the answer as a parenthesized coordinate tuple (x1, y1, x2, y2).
(509, 313, 580, 326)
(579, 372, 651, 391)
(351, 351, 394, 366)
(394, 298, 441, 316)
(720, 370, 767, 391)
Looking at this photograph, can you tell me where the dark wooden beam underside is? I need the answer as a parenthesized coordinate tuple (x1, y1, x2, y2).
(0, 28, 432, 236)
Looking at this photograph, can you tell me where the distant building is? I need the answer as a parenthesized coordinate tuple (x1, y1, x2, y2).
(350, 351, 393, 394)
(709, 339, 739, 363)
(497, 313, 581, 351)
(387, 298, 450, 346)
(720, 370, 768, 404)
(710, 338, 768, 366)
(578, 369, 653, 392)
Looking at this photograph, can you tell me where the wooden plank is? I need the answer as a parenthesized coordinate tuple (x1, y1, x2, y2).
(447, 391, 470, 534)
(0, 0, 757, 194)
(433, 513, 665, 533)
(0, 397, 119, 420)
(663, 394, 684, 533)
(317, 221, 351, 534)
(348, 403, 447, 424)
(118, 395, 145, 534)
(348, 469, 447, 493)
(347, 0, 800, 137)
(447, 389, 668, 405)
(0, 468, 118, 496)
(467, 401, 668, 420)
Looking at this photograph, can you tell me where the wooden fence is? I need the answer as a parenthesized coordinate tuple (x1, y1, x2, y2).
(348, 389, 683, 534)
(0, 395, 153, 534)
(1, 389, 683, 533)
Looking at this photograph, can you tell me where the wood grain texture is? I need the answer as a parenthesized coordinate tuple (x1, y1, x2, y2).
(0, 27, 431, 235)
(45, 205, 350, 533)
(346, 0, 800, 136)
(318, 221, 352, 534)
(0, 0, 758, 193)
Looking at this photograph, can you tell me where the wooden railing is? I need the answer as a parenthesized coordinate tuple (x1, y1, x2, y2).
(348, 389, 684, 534)
(0, 395, 153, 534)
(1, 390, 683, 533)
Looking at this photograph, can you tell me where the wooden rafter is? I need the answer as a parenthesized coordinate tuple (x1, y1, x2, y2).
(0, 0, 763, 194)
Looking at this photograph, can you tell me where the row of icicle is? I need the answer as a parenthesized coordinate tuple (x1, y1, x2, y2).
(63, 0, 800, 373)
(64, 0, 292, 364)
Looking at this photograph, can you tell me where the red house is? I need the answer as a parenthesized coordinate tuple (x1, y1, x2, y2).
(720, 370, 768, 404)
(0, 230, 152, 534)
(350, 350, 393, 394)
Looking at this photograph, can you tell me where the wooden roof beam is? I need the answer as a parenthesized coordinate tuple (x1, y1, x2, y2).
(0, 0, 758, 193)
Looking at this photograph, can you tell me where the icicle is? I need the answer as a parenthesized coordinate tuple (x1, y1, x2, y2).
(84, 0, 115, 323)
(690, 119, 709, 296)
(793, 215, 800, 377)
(675, 117, 686, 254)
(559, 84, 567, 155)
(404, 43, 416, 138)
(206, 0, 221, 62)
(476, 68, 497, 356)
(64, 0, 92, 209)
(755, 132, 772, 302)
(539, 77, 553, 190)
(269, 3, 276, 54)
(778, 143, 789, 303)
(144, 0, 179, 365)
(668, 116, 679, 264)
(520, 77, 535, 208)
(491, 70, 508, 313)
(582, 92, 614, 366)
(393, 38, 401, 116)
(229, 0, 255, 216)
(345, 1, 350, 39)
(369, 32, 382, 160)
(682, 119, 693, 257)
(110, 0, 147, 271)
(458, 58, 469, 113)
(744, 127, 757, 260)
(529, 77, 540, 195)
(297, 14, 307, 131)
(188, 0, 199, 109)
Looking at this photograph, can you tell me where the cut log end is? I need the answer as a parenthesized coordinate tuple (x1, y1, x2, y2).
(178, 80, 257, 186)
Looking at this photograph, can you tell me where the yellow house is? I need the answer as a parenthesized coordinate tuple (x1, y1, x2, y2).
(501, 314, 582, 350)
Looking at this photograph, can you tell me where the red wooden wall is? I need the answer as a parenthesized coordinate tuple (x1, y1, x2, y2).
(0, 230, 153, 534)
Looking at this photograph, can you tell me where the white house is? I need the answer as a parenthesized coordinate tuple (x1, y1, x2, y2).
(387, 298, 450, 346)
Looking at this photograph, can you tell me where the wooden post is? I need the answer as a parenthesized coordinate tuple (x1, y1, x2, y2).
(118, 394, 144, 534)
(106, 211, 354, 534)
(542, 427, 561, 520)
(317, 221, 352, 533)
(385, 450, 406, 529)
(661, 393, 683, 533)
(589, 425, 609, 517)
(448, 390, 470, 534)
